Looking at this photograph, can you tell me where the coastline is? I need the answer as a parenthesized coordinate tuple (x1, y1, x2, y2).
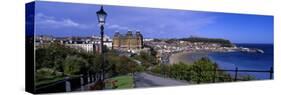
(169, 51, 209, 64)
(168, 44, 273, 79)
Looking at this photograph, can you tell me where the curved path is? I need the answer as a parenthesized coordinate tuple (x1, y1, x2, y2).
(133, 72, 188, 88)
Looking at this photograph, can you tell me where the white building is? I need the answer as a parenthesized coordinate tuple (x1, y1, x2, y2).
(143, 38, 154, 42)
(92, 34, 112, 42)
(65, 44, 94, 53)
(104, 41, 113, 49)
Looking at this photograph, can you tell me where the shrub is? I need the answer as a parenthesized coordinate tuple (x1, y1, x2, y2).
(150, 57, 236, 84)
(63, 55, 88, 75)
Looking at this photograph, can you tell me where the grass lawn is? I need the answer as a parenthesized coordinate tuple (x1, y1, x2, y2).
(105, 75, 134, 89)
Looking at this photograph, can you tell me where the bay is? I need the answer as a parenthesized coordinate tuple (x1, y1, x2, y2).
(208, 44, 274, 79)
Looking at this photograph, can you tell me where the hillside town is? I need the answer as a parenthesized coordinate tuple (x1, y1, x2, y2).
(35, 32, 264, 65)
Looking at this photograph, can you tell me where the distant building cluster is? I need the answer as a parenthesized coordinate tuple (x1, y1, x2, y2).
(35, 35, 113, 53)
(35, 31, 146, 54)
(144, 38, 263, 64)
(113, 31, 143, 50)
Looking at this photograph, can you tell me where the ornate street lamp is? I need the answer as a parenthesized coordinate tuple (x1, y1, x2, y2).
(96, 6, 107, 27)
(96, 6, 107, 83)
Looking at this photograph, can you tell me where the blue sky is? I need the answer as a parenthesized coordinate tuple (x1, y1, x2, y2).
(34, 1, 273, 44)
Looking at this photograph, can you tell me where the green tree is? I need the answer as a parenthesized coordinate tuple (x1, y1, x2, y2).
(190, 57, 216, 83)
(150, 57, 236, 83)
(63, 55, 88, 75)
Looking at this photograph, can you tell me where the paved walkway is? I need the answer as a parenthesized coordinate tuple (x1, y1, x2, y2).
(133, 72, 188, 88)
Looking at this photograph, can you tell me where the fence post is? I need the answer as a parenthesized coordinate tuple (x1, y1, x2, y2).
(88, 72, 90, 83)
(197, 76, 201, 84)
(65, 77, 71, 92)
(91, 74, 94, 82)
(97, 73, 99, 81)
(94, 73, 97, 82)
(234, 67, 238, 81)
(213, 67, 216, 83)
(270, 67, 273, 79)
(163, 69, 166, 78)
(89, 73, 92, 83)
(197, 68, 201, 84)
(80, 74, 84, 91)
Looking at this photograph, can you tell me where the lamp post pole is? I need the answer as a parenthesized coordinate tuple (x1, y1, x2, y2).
(96, 5, 107, 89)
(100, 25, 105, 81)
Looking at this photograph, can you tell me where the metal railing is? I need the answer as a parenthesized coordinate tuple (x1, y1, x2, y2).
(217, 67, 273, 81)
(154, 67, 273, 84)
(35, 73, 102, 93)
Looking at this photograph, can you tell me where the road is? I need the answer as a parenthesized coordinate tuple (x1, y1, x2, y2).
(133, 72, 188, 88)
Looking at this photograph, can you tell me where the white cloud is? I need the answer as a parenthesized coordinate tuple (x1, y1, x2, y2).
(108, 9, 217, 38)
(35, 13, 94, 29)
(107, 24, 129, 30)
(62, 19, 80, 27)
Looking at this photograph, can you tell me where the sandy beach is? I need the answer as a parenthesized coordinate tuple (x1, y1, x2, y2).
(169, 51, 209, 64)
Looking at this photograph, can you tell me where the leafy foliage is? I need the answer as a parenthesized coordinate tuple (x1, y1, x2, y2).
(132, 51, 158, 68)
(36, 68, 63, 82)
(190, 58, 216, 83)
(35, 43, 93, 84)
(107, 54, 140, 76)
(63, 55, 88, 75)
(151, 57, 235, 84)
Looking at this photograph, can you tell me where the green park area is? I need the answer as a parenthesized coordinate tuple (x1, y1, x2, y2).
(35, 43, 144, 87)
(105, 75, 134, 89)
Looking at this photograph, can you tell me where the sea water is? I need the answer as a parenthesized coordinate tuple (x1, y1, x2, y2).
(208, 44, 274, 80)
